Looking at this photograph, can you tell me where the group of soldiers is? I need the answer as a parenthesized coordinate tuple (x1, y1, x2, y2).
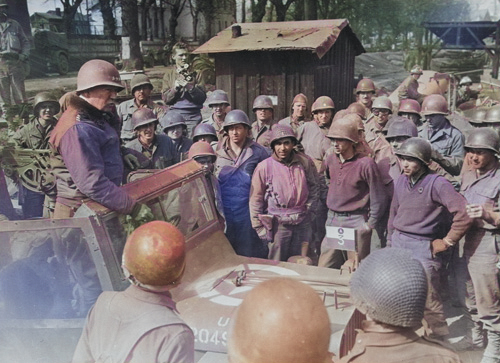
(1, 37, 500, 362)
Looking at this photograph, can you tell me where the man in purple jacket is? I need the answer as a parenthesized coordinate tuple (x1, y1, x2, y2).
(388, 137, 471, 339)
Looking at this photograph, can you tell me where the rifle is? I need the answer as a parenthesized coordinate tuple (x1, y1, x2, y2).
(0, 146, 55, 194)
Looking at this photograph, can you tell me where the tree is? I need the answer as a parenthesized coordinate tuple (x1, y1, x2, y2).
(268, 0, 295, 21)
(98, 0, 117, 37)
(163, 0, 188, 41)
(250, 0, 267, 22)
(120, 0, 143, 70)
(59, 0, 84, 34)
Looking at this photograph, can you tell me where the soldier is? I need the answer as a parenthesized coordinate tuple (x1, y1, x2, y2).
(251, 95, 276, 152)
(457, 76, 480, 109)
(73, 221, 194, 363)
(250, 124, 319, 261)
(318, 117, 387, 269)
(460, 128, 500, 361)
(160, 110, 193, 164)
(419, 94, 465, 176)
(388, 137, 471, 339)
(397, 98, 422, 128)
(125, 108, 176, 169)
(340, 248, 461, 363)
(278, 93, 309, 134)
(49, 59, 152, 220)
(364, 96, 392, 149)
(398, 65, 425, 104)
(214, 109, 269, 258)
(117, 73, 166, 142)
(0, 0, 30, 114)
(484, 106, 500, 131)
(162, 42, 206, 136)
(227, 278, 332, 363)
(12, 92, 59, 218)
(192, 123, 218, 151)
(200, 89, 229, 136)
(355, 78, 376, 119)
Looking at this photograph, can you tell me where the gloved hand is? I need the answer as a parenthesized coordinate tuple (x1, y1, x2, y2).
(255, 226, 271, 243)
(123, 153, 140, 171)
(130, 203, 154, 223)
(431, 238, 450, 257)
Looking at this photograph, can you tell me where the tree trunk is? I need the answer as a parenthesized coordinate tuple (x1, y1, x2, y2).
(241, 0, 246, 22)
(304, 0, 316, 20)
(61, 0, 84, 34)
(251, 0, 267, 22)
(121, 0, 143, 70)
(98, 0, 116, 37)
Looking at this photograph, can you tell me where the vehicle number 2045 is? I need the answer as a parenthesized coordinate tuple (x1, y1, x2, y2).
(192, 327, 228, 346)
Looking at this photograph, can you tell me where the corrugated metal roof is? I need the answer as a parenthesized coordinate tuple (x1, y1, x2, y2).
(193, 19, 362, 59)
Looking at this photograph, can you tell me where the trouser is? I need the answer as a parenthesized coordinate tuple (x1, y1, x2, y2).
(225, 211, 268, 259)
(171, 108, 202, 137)
(268, 220, 312, 262)
(0, 58, 26, 108)
(20, 186, 44, 219)
(318, 210, 371, 269)
(391, 230, 449, 336)
(312, 198, 328, 254)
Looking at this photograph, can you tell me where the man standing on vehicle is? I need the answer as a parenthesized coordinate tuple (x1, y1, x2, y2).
(250, 124, 319, 261)
(0, 0, 30, 115)
(49, 59, 151, 220)
(215, 109, 269, 258)
(118, 73, 166, 142)
(73, 221, 194, 363)
(278, 93, 309, 134)
(162, 42, 206, 136)
(398, 65, 425, 104)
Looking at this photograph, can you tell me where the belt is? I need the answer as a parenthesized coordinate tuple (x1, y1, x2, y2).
(331, 210, 367, 217)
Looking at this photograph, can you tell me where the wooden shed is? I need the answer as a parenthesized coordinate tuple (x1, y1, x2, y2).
(193, 19, 365, 120)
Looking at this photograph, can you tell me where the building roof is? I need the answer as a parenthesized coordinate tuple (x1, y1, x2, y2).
(424, 21, 499, 50)
(193, 19, 365, 59)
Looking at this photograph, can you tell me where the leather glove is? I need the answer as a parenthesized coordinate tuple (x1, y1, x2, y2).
(431, 238, 450, 257)
(123, 153, 140, 171)
(129, 203, 154, 223)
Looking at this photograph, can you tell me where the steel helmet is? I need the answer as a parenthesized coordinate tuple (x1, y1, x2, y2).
(356, 78, 376, 93)
(410, 65, 423, 75)
(270, 124, 297, 148)
(327, 117, 359, 143)
(333, 109, 348, 122)
(160, 110, 186, 131)
(372, 96, 393, 112)
(346, 102, 367, 119)
(130, 73, 153, 93)
(465, 128, 500, 154)
(207, 89, 230, 107)
(131, 108, 158, 130)
(122, 221, 186, 287)
(468, 107, 488, 125)
(421, 94, 449, 116)
(485, 105, 500, 123)
(398, 98, 421, 115)
(222, 109, 252, 129)
(312, 96, 335, 113)
(350, 248, 428, 327)
(252, 95, 274, 111)
(460, 76, 473, 86)
(228, 278, 331, 363)
(291, 93, 307, 107)
(192, 123, 218, 142)
(76, 59, 124, 93)
(33, 92, 60, 116)
(395, 137, 432, 164)
(386, 116, 418, 139)
(188, 141, 217, 160)
(344, 113, 364, 131)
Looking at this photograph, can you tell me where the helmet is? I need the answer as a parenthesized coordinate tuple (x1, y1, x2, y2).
(465, 128, 500, 153)
(311, 96, 335, 113)
(270, 124, 297, 148)
(350, 248, 427, 327)
(188, 141, 217, 160)
(76, 59, 124, 93)
(469, 107, 488, 125)
(386, 116, 418, 139)
(346, 102, 367, 119)
(160, 110, 186, 131)
(227, 278, 331, 363)
(207, 90, 230, 107)
(192, 123, 218, 142)
(372, 96, 393, 112)
(344, 113, 364, 130)
(485, 105, 500, 124)
(460, 76, 473, 86)
(356, 78, 375, 94)
(398, 98, 421, 115)
(327, 117, 359, 143)
(410, 65, 423, 75)
(122, 221, 186, 287)
(395, 137, 432, 164)
(421, 94, 449, 116)
(130, 73, 153, 93)
(252, 95, 274, 111)
(131, 108, 158, 130)
(222, 109, 251, 129)
(292, 93, 307, 106)
(333, 109, 348, 122)
(33, 92, 60, 116)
